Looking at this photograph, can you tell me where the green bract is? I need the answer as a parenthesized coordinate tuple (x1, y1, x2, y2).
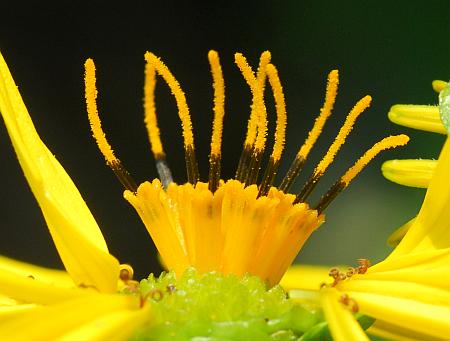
(438, 82, 450, 133)
(128, 269, 373, 340)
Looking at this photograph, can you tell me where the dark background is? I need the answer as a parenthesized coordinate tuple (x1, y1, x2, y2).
(0, 1, 447, 280)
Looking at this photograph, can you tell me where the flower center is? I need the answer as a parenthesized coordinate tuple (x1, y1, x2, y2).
(83, 50, 408, 286)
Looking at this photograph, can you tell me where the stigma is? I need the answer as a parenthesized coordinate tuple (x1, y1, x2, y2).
(84, 51, 408, 286)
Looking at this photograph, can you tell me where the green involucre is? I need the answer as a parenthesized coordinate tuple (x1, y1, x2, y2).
(129, 269, 373, 340)
(439, 81, 450, 133)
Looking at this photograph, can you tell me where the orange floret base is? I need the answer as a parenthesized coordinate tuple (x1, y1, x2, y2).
(124, 179, 323, 287)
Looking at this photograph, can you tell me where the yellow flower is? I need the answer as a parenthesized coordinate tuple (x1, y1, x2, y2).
(283, 81, 450, 340)
(0, 49, 408, 339)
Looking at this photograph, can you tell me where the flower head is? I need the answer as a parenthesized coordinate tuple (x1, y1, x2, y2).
(0, 49, 410, 339)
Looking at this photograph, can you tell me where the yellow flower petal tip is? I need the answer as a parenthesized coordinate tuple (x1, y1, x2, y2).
(388, 104, 446, 134)
(386, 217, 415, 247)
(432, 79, 447, 93)
(381, 159, 436, 188)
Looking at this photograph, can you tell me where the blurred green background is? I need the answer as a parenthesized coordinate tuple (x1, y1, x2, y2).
(0, 1, 447, 281)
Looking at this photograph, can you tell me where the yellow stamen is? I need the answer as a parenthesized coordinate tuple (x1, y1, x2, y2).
(256, 51, 271, 86)
(266, 63, 287, 161)
(242, 51, 271, 148)
(208, 50, 225, 191)
(315, 95, 372, 175)
(144, 61, 164, 158)
(298, 70, 339, 159)
(235, 53, 268, 152)
(341, 134, 410, 185)
(432, 79, 447, 93)
(208, 50, 225, 157)
(84, 58, 117, 165)
(144, 52, 195, 150)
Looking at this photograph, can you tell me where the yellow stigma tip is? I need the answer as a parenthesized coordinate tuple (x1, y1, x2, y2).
(208, 50, 225, 157)
(341, 134, 410, 185)
(298, 70, 339, 159)
(236, 52, 270, 150)
(234, 53, 268, 153)
(144, 52, 195, 149)
(84, 58, 117, 165)
(266, 63, 287, 161)
(144, 59, 165, 158)
(315, 95, 372, 175)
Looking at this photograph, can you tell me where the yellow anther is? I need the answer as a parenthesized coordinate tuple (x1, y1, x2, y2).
(234, 53, 268, 152)
(315, 95, 372, 175)
(266, 63, 287, 161)
(144, 52, 195, 150)
(84, 58, 117, 165)
(341, 134, 410, 185)
(298, 70, 339, 159)
(208, 50, 225, 157)
(144, 60, 165, 158)
(432, 79, 447, 93)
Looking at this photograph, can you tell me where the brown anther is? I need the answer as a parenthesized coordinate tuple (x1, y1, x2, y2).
(351, 300, 359, 313)
(27, 275, 35, 280)
(357, 258, 371, 274)
(119, 264, 134, 283)
(166, 284, 177, 294)
(329, 268, 340, 278)
(124, 280, 140, 293)
(339, 293, 350, 305)
(346, 267, 357, 277)
(140, 288, 164, 307)
(150, 289, 164, 302)
(328, 267, 346, 286)
(339, 293, 359, 313)
(320, 282, 328, 289)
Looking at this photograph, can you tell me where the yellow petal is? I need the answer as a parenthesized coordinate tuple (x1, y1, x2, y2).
(382, 159, 436, 188)
(368, 319, 447, 341)
(0, 304, 37, 322)
(0, 52, 119, 292)
(391, 137, 450, 255)
(56, 306, 151, 341)
(344, 291, 450, 339)
(340, 279, 450, 305)
(387, 217, 416, 247)
(388, 104, 446, 134)
(0, 255, 72, 288)
(280, 264, 332, 291)
(0, 293, 139, 339)
(0, 267, 86, 304)
(320, 288, 370, 341)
